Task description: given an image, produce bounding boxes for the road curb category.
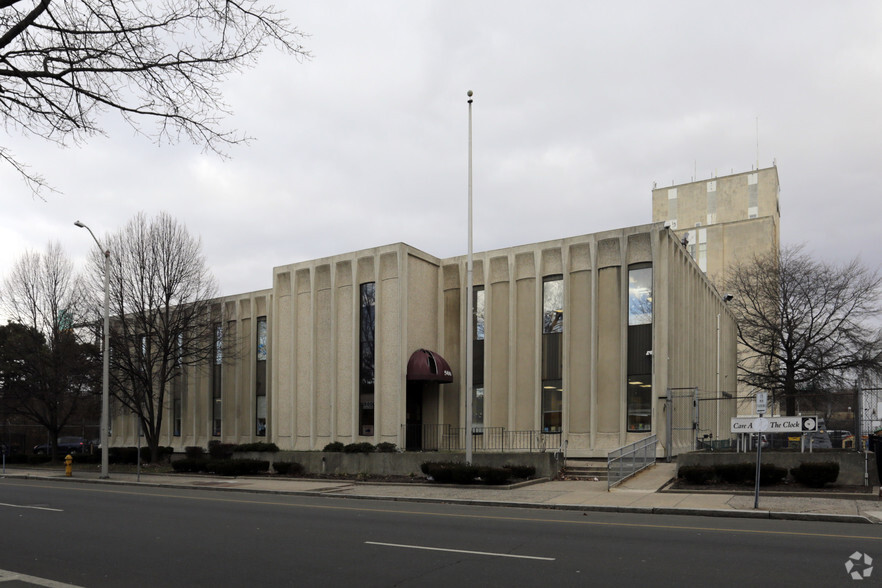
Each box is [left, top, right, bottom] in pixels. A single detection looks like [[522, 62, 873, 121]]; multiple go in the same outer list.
[[2, 472, 874, 524]]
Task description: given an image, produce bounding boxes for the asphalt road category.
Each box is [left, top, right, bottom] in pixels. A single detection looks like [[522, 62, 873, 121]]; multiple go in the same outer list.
[[1, 478, 880, 587]]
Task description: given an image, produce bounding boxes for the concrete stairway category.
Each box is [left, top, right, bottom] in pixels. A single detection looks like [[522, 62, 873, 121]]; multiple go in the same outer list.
[[562, 458, 608, 481]]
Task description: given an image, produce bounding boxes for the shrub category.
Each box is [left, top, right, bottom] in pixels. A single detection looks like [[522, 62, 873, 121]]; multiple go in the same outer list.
[[375, 442, 398, 453], [503, 465, 536, 479], [343, 442, 375, 454], [233, 442, 280, 453], [273, 461, 304, 476], [421, 461, 457, 483], [208, 441, 235, 459], [758, 464, 787, 486], [323, 442, 344, 452], [172, 458, 208, 473], [678, 465, 714, 485], [28, 454, 51, 465], [207, 459, 270, 477], [185, 446, 205, 459], [790, 462, 839, 488], [5, 453, 29, 464], [450, 464, 479, 484], [108, 447, 139, 464], [73, 453, 100, 464], [421, 462, 514, 485], [477, 466, 511, 485], [716, 463, 754, 484]]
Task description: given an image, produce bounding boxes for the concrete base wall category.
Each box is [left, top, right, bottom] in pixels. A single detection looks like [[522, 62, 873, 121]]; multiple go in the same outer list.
[[234, 451, 564, 478], [677, 451, 877, 486]]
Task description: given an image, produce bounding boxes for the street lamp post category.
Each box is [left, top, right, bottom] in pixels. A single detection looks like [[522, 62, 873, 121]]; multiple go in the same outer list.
[[75, 220, 110, 479], [465, 90, 474, 465]]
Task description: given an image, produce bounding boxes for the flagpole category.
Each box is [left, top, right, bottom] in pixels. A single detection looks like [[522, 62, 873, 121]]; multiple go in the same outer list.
[[466, 90, 474, 465]]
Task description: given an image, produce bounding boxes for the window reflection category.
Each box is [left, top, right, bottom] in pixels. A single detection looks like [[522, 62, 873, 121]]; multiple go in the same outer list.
[[628, 266, 652, 326], [627, 265, 652, 432], [542, 276, 563, 432]]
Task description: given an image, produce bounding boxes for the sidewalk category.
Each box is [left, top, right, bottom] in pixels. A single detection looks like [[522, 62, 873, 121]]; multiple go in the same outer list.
[[3, 463, 880, 525]]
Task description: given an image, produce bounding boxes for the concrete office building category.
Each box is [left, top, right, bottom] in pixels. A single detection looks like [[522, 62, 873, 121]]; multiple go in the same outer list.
[[109, 223, 737, 458], [652, 166, 781, 415], [651, 166, 780, 282]]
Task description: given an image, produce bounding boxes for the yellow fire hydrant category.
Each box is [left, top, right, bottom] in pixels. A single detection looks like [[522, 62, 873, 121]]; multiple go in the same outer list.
[[64, 454, 73, 477]]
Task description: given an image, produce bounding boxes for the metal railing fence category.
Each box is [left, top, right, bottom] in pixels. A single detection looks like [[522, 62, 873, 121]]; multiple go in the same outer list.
[[401, 424, 561, 453], [607, 434, 657, 490]]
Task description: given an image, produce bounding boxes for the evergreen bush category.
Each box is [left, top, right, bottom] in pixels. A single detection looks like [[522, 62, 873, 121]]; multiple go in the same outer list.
[[503, 465, 536, 479], [758, 463, 787, 486], [273, 461, 304, 476], [172, 458, 208, 473], [207, 459, 270, 476], [184, 446, 205, 459], [343, 442, 376, 453], [323, 442, 344, 452], [790, 462, 839, 488], [678, 465, 714, 485], [233, 442, 280, 453], [716, 463, 754, 484], [477, 466, 511, 485], [375, 442, 398, 453], [208, 441, 235, 459]]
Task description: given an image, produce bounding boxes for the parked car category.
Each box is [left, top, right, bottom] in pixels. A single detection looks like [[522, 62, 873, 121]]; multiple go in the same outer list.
[[33, 436, 87, 455], [828, 430, 853, 449], [808, 430, 832, 449], [750, 433, 769, 448]]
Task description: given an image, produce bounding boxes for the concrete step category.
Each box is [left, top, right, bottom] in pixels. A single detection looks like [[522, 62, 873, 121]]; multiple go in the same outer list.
[[562, 458, 609, 481], [562, 466, 608, 481]]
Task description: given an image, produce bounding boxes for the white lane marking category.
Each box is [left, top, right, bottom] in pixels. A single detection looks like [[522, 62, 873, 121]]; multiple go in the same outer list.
[[0, 568, 84, 587], [0, 502, 63, 512], [365, 541, 555, 561]]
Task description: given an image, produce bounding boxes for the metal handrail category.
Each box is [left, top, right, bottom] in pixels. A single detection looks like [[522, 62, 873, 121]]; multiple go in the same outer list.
[[607, 434, 657, 490]]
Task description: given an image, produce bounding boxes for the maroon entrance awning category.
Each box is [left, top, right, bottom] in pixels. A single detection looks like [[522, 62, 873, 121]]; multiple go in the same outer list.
[[406, 349, 453, 383]]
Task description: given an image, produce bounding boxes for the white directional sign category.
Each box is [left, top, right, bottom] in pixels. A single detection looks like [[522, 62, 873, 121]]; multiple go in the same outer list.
[[730, 416, 819, 434], [755, 392, 767, 415]]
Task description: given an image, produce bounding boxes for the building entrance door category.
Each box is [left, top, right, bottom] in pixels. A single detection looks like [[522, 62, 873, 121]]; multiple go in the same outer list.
[[405, 382, 423, 450]]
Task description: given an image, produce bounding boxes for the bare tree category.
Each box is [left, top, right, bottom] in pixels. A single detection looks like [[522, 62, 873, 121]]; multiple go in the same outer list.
[[0, 243, 99, 459], [93, 211, 218, 461], [724, 245, 882, 415], [1, 0, 308, 196]]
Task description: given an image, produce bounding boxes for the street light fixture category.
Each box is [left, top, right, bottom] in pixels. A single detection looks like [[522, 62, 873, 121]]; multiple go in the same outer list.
[[75, 220, 110, 479]]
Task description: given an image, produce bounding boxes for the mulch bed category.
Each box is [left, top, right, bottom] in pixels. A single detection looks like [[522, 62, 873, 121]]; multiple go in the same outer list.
[[667, 479, 874, 494]]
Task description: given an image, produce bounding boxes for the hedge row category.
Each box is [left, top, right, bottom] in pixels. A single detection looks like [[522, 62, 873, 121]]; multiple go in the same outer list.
[[4, 447, 174, 465], [420, 462, 536, 485], [790, 462, 840, 488], [322, 442, 398, 453], [171, 458, 270, 476], [3, 453, 48, 464], [679, 461, 840, 487], [233, 442, 280, 453], [272, 461, 305, 476]]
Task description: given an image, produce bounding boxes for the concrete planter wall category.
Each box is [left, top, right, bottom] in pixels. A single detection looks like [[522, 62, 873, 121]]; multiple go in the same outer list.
[[233, 451, 563, 478], [677, 451, 877, 486]]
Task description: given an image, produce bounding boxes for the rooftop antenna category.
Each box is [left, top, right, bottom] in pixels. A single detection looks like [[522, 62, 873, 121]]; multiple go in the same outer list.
[[756, 116, 759, 171]]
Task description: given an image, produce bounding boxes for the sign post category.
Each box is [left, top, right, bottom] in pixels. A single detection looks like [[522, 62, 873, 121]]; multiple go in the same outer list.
[[753, 392, 767, 509]]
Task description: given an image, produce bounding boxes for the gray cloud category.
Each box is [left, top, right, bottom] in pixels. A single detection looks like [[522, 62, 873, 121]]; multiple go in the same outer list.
[[2, 1, 880, 305]]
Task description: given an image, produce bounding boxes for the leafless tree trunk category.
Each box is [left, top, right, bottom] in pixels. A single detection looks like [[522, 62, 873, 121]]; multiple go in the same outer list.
[[91, 211, 218, 462], [724, 245, 882, 415], [0, 242, 98, 460], [1, 0, 308, 196]]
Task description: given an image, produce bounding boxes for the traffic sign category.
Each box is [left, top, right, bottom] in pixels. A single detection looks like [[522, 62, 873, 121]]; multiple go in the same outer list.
[[756, 392, 767, 415], [731, 416, 820, 434]]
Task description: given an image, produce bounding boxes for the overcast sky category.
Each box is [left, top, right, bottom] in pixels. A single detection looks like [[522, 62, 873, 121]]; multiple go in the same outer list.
[[2, 1, 881, 309]]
